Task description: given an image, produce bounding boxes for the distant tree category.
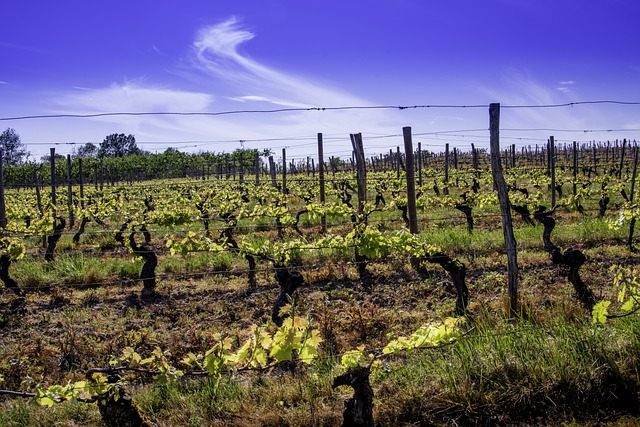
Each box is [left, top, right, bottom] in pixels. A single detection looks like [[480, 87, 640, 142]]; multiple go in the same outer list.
[[75, 142, 99, 158], [163, 147, 181, 155], [98, 133, 141, 158], [40, 153, 65, 163], [0, 128, 30, 165]]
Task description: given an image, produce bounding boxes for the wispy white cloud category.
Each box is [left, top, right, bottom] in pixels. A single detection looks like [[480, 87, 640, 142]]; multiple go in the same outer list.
[[476, 69, 637, 145], [190, 17, 368, 108], [45, 81, 217, 146], [228, 95, 310, 108], [61, 81, 213, 112], [35, 17, 463, 159], [556, 80, 575, 94]]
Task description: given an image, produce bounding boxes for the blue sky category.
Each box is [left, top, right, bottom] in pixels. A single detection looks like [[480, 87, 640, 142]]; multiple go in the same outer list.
[[1, 0, 639, 162]]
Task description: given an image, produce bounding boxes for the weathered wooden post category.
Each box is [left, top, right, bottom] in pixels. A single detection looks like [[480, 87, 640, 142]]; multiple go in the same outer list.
[[403, 127, 419, 235], [317, 133, 327, 233], [619, 139, 627, 179], [0, 150, 6, 230], [550, 136, 556, 207], [350, 133, 367, 215], [628, 143, 639, 248], [50, 148, 57, 217], [417, 141, 423, 187], [268, 156, 277, 189], [573, 141, 578, 197], [66, 154, 74, 228], [444, 143, 450, 195], [281, 148, 287, 197], [489, 103, 518, 315]]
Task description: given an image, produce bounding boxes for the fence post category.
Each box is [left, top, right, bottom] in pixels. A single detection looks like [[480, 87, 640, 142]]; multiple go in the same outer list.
[[50, 148, 57, 217], [268, 156, 277, 189], [619, 139, 627, 179], [628, 143, 639, 248], [0, 150, 6, 230], [317, 133, 327, 233], [282, 148, 287, 196], [254, 152, 260, 186], [403, 127, 419, 235], [489, 103, 518, 315], [78, 157, 85, 210], [350, 133, 367, 216], [573, 141, 578, 197], [417, 142, 423, 188], [550, 136, 556, 208], [66, 154, 74, 228], [444, 143, 450, 195]]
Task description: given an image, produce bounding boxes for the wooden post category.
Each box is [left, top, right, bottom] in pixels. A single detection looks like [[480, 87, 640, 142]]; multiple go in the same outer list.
[[0, 150, 6, 230], [619, 139, 627, 179], [254, 152, 260, 186], [239, 153, 244, 185], [403, 127, 419, 234], [573, 141, 578, 197], [268, 156, 277, 189], [396, 146, 401, 179], [444, 143, 450, 195], [628, 143, 639, 248], [471, 143, 479, 170], [550, 136, 556, 208], [452, 147, 458, 187], [282, 148, 287, 196], [32, 171, 42, 215], [50, 148, 57, 216], [66, 154, 74, 228], [317, 133, 327, 233], [350, 133, 367, 216], [489, 103, 518, 315], [417, 142, 423, 188], [78, 157, 84, 209]]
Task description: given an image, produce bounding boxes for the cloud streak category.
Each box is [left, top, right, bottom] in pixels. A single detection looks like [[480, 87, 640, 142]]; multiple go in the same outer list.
[[191, 17, 368, 107], [31, 16, 482, 159], [61, 81, 213, 113], [476, 70, 640, 146]]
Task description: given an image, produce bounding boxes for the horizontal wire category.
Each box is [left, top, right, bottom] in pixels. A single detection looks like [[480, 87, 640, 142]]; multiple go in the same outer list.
[[2, 100, 639, 122]]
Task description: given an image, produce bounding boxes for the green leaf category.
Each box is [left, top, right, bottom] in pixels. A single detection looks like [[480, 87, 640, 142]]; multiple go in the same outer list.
[[621, 299, 637, 312], [592, 301, 611, 324], [38, 397, 55, 407], [252, 347, 268, 368]]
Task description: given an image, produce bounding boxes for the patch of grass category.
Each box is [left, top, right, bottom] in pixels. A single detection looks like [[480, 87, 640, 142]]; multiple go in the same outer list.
[[373, 315, 640, 426]]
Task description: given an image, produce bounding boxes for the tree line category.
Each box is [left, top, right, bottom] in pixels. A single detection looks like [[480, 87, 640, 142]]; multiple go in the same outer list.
[[0, 128, 271, 186]]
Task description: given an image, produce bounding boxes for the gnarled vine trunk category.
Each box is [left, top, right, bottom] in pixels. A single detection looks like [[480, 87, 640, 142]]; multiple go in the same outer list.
[[72, 217, 91, 244], [333, 366, 374, 427], [0, 255, 25, 297], [128, 231, 158, 299], [97, 386, 152, 427], [271, 267, 304, 326], [534, 207, 596, 309], [424, 253, 469, 315], [45, 217, 66, 262], [454, 202, 473, 232]]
